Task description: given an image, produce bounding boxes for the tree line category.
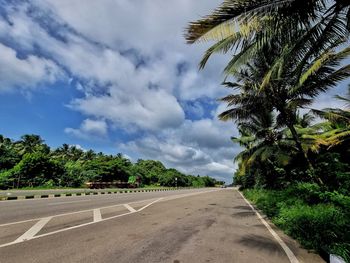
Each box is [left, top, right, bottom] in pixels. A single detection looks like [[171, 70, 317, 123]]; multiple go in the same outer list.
[[0, 134, 222, 189], [186, 0, 349, 260]]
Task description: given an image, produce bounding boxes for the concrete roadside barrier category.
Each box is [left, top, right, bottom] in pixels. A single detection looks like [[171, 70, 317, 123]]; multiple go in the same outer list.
[[0, 187, 198, 201]]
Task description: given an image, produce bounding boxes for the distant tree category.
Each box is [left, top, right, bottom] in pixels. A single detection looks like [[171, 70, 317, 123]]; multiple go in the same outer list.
[[0, 134, 218, 189], [83, 155, 132, 182], [4, 152, 64, 188], [60, 161, 85, 187], [158, 168, 187, 187], [133, 160, 166, 185], [82, 149, 97, 161], [15, 134, 49, 155], [0, 135, 20, 171]]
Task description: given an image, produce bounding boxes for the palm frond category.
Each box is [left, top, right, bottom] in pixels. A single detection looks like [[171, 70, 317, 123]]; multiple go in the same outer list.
[[199, 34, 242, 69]]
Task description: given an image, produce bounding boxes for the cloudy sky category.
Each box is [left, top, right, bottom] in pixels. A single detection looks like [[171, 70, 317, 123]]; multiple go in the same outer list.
[[0, 1, 347, 183], [0, 0, 241, 182]]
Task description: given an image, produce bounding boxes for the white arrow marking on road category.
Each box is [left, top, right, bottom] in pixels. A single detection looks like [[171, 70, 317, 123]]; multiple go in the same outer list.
[[14, 217, 52, 243]]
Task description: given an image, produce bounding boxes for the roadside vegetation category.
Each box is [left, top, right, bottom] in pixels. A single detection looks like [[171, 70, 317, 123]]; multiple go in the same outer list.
[[186, 0, 350, 261], [0, 134, 223, 189]]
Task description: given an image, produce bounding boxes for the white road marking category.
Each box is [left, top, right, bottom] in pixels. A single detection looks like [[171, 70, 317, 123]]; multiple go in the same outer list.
[[0, 218, 38, 227], [123, 204, 137, 212], [48, 200, 91, 205], [0, 188, 221, 248], [160, 189, 221, 202], [14, 217, 52, 243], [0, 189, 220, 227], [138, 198, 163, 211], [237, 190, 299, 263], [0, 197, 159, 227], [93, 209, 102, 222]]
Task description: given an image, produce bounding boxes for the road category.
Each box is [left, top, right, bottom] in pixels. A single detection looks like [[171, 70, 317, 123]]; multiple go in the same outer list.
[[0, 188, 324, 263]]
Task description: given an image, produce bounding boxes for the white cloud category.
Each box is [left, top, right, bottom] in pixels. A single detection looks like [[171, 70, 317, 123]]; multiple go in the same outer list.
[[65, 119, 108, 140], [0, 43, 62, 92], [71, 144, 86, 152], [120, 118, 240, 182], [0, 0, 268, 183], [69, 87, 185, 131], [180, 119, 235, 148], [38, 0, 222, 54]]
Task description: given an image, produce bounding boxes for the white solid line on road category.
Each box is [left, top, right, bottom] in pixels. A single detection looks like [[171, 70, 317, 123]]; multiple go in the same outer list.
[[138, 198, 163, 212], [14, 217, 52, 243], [48, 200, 91, 205], [93, 209, 102, 222], [0, 218, 38, 227], [123, 204, 136, 212], [237, 190, 299, 263]]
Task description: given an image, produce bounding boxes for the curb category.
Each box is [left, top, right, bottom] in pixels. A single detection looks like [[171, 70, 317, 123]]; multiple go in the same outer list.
[[0, 187, 191, 201]]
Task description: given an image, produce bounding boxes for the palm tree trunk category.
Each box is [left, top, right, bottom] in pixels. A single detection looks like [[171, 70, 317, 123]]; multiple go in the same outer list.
[[287, 123, 308, 162]]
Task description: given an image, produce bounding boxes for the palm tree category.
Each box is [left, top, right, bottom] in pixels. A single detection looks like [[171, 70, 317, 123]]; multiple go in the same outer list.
[[185, 0, 349, 73], [52, 143, 70, 159], [15, 134, 48, 155], [311, 87, 350, 149], [232, 108, 299, 187], [233, 111, 294, 163], [186, 0, 350, 165], [82, 150, 97, 161], [222, 44, 345, 155], [68, 146, 84, 161], [186, 1, 350, 186], [219, 40, 350, 185]]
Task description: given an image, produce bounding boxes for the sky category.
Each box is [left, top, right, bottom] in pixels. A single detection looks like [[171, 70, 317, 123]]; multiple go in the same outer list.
[[0, 0, 348, 183]]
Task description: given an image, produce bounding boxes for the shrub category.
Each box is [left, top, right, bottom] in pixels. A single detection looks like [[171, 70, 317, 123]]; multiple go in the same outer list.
[[0, 170, 13, 189], [336, 171, 350, 195], [244, 189, 301, 218], [244, 187, 350, 262], [276, 203, 349, 261], [287, 183, 322, 205]]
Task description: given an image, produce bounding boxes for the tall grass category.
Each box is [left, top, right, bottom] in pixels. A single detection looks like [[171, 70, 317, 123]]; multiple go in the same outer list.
[[243, 184, 350, 262]]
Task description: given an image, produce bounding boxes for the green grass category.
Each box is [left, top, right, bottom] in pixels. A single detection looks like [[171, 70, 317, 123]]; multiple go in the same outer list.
[[141, 185, 172, 189], [8, 186, 83, 190], [243, 185, 350, 262]]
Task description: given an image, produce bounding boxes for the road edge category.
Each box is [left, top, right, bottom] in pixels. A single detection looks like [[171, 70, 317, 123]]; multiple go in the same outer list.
[[236, 189, 300, 263]]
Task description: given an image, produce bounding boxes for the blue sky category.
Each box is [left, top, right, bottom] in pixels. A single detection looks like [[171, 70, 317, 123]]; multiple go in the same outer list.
[[0, 0, 348, 183]]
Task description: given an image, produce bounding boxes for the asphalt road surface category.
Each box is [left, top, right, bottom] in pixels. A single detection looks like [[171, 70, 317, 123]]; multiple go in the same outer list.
[[0, 188, 324, 263]]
